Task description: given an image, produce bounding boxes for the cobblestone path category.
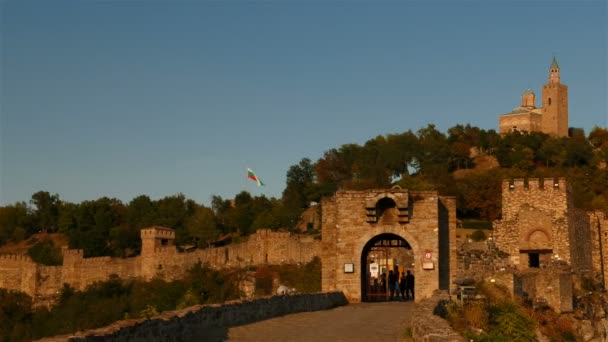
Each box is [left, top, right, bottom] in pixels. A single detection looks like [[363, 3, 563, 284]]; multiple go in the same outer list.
[[226, 301, 415, 342]]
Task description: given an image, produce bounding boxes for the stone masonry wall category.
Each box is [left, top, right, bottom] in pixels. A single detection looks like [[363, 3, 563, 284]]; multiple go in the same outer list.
[[456, 240, 514, 283], [569, 209, 595, 274], [36, 292, 348, 342], [493, 178, 571, 266], [321, 189, 457, 303], [588, 211, 608, 284], [411, 290, 465, 342], [0, 229, 321, 298], [515, 269, 573, 313], [321, 196, 338, 292], [0, 254, 38, 296]]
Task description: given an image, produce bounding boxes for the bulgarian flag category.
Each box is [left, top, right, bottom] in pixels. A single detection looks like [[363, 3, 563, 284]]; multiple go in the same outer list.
[[247, 167, 264, 186]]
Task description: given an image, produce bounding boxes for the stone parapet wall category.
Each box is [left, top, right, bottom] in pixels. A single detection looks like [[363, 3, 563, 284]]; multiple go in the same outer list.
[[35, 292, 348, 342], [411, 290, 464, 342]]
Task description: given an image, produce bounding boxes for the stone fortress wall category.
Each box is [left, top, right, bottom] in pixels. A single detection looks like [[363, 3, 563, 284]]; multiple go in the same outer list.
[[458, 177, 608, 312], [0, 228, 321, 299]]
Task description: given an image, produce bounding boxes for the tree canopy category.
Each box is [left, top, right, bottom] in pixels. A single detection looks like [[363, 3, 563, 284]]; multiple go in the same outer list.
[[1, 124, 607, 257]]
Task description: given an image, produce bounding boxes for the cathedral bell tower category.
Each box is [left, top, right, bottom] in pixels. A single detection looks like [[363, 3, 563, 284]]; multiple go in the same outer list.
[[541, 57, 569, 137]]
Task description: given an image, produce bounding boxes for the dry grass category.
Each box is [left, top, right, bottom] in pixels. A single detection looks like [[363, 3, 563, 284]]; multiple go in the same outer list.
[[0, 233, 68, 255]]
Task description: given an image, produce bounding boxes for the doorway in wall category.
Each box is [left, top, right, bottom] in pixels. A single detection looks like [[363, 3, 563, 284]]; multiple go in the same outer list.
[[360, 233, 413, 302]]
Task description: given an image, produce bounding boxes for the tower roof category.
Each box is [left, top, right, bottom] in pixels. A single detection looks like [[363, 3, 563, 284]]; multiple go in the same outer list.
[[522, 89, 535, 95], [550, 56, 560, 70]]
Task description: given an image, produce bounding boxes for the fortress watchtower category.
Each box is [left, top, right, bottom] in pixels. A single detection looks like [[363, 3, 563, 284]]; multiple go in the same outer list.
[[493, 178, 573, 268], [141, 226, 175, 256]]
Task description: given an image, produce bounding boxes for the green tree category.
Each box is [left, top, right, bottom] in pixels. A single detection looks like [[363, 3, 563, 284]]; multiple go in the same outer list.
[[211, 195, 234, 235], [511, 146, 535, 172], [455, 170, 502, 220], [126, 195, 158, 229], [538, 138, 567, 167], [27, 239, 63, 266], [57, 202, 78, 234], [384, 131, 418, 179], [0, 289, 33, 342], [0, 202, 32, 244], [564, 134, 594, 167], [186, 206, 219, 248], [155, 194, 190, 244], [282, 158, 316, 226], [30, 191, 60, 233], [589, 126, 608, 149], [69, 198, 124, 257], [109, 224, 141, 257], [314, 150, 344, 193], [413, 124, 450, 177]]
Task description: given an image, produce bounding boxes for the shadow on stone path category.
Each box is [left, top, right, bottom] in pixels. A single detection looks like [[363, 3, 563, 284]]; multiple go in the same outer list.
[[225, 301, 415, 342]]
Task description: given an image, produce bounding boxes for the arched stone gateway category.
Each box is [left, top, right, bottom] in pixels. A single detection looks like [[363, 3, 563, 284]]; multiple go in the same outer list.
[[360, 233, 413, 302], [321, 189, 457, 303]]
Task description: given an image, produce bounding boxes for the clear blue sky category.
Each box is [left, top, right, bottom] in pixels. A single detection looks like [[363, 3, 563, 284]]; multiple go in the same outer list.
[[1, 0, 607, 206]]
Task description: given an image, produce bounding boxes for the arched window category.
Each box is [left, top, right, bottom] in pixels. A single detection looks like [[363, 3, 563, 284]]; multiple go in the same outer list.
[[376, 197, 397, 222], [548, 97, 552, 105]]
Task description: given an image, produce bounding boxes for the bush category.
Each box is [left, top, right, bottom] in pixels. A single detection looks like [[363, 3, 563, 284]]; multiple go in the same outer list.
[[26, 263, 244, 340], [0, 289, 33, 342], [489, 303, 536, 341], [28, 239, 63, 266], [276, 256, 321, 293], [447, 282, 537, 342], [464, 302, 488, 329]]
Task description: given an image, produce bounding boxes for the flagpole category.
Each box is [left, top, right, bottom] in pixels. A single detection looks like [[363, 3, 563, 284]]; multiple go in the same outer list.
[[245, 164, 249, 193]]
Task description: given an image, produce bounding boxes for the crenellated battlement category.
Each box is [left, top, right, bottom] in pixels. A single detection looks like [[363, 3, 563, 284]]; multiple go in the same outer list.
[[503, 177, 567, 192], [80, 256, 112, 264], [0, 254, 33, 263], [62, 249, 84, 257], [141, 226, 176, 239], [152, 247, 177, 254], [252, 229, 291, 239]]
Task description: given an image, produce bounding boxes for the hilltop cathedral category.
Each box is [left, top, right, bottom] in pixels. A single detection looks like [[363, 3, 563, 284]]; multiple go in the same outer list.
[[499, 57, 569, 137]]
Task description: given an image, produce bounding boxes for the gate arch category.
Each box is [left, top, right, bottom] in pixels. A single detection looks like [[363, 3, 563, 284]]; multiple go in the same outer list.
[[360, 233, 413, 302]]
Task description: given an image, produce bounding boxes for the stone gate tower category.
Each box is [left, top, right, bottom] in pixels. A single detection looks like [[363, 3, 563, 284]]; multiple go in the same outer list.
[[492, 177, 596, 273], [321, 188, 457, 303]]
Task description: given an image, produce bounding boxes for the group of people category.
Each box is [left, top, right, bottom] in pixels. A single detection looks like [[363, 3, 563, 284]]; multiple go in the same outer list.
[[389, 269, 415, 301], [373, 269, 414, 301]]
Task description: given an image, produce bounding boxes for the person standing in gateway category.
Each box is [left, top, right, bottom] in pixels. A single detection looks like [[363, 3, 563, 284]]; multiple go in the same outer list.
[[405, 270, 415, 300]]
